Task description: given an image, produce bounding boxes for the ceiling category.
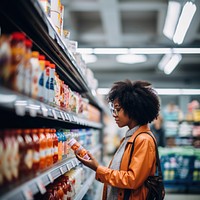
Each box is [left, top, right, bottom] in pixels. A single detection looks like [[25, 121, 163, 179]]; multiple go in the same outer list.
[[61, 0, 200, 90]]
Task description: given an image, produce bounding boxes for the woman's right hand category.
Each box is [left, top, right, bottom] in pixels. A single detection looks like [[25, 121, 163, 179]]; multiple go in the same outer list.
[[76, 151, 99, 171]]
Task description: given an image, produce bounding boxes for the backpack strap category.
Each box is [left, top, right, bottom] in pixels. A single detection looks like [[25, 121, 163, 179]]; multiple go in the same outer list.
[[123, 132, 163, 200], [128, 132, 162, 177]]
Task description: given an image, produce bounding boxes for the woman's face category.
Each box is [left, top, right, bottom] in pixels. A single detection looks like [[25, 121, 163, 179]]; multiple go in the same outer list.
[[112, 99, 136, 129]]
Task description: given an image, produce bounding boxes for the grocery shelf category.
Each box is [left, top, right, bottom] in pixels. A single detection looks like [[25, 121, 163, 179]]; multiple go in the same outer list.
[[0, 157, 79, 200], [0, 0, 101, 109], [0, 86, 102, 129], [74, 172, 96, 200], [0, 144, 101, 200]]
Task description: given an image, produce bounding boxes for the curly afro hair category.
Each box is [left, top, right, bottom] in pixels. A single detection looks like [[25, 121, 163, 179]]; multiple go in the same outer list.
[[107, 80, 160, 125]]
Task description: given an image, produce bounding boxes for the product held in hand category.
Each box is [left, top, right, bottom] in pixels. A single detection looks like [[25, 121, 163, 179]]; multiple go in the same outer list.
[[68, 138, 90, 160]]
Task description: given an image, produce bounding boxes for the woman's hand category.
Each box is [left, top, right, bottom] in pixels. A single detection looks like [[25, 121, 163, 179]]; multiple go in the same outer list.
[[76, 151, 99, 171]]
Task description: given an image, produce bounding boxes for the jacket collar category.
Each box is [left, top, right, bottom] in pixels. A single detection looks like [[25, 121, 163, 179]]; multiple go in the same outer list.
[[127, 124, 150, 143]]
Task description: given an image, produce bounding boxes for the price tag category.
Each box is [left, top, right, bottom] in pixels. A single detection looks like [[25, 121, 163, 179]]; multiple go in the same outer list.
[[36, 179, 46, 194], [71, 161, 75, 168], [76, 159, 80, 165], [73, 116, 77, 123], [64, 113, 68, 121], [41, 105, 48, 117], [66, 164, 69, 171], [22, 186, 33, 200], [60, 112, 65, 121], [67, 114, 72, 122], [60, 167, 64, 174], [52, 109, 58, 119], [48, 173, 54, 183], [15, 100, 27, 116]]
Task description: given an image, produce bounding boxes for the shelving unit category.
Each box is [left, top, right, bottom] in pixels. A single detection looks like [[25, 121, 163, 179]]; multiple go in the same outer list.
[[0, 0, 104, 199], [0, 145, 101, 200]]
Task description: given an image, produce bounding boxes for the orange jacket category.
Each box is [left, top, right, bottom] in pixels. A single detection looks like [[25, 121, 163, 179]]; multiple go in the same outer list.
[[96, 124, 156, 200]]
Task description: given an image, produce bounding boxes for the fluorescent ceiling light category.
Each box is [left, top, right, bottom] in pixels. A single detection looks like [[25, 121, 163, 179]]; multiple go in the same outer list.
[[116, 54, 147, 64], [97, 88, 110, 95], [163, 1, 181, 39], [156, 88, 200, 95], [82, 54, 97, 64], [77, 48, 93, 54], [77, 48, 200, 55], [93, 48, 129, 54], [97, 88, 200, 96], [163, 54, 182, 75], [173, 1, 197, 44], [173, 48, 200, 54], [129, 48, 172, 54], [158, 54, 172, 70]]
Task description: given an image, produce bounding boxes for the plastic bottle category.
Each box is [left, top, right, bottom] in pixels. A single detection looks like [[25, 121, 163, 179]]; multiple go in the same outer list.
[[30, 51, 40, 99], [45, 128, 53, 167], [52, 186, 60, 200], [52, 129, 58, 164], [38, 128, 47, 170], [10, 129, 19, 181], [9, 32, 26, 91], [61, 178, 68, 200], [31, 129, 40, 173], [23, 129, 34, 175], [2, 130, 13, 183], [44, 61, 50, 102], [49, 63, 56, 105], [24, 38, 33, 96], [0, 34, 12, 86], [42, 189, 55, 200], [68, 138, 90, 160], [38, 55, 46, 101], [57, 183, 64, 200], [0, 131, 4, 186], [56, 131, 63, 161]]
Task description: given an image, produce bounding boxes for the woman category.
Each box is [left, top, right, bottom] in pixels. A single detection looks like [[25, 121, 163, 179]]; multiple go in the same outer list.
[[76, 80, 160, 200]]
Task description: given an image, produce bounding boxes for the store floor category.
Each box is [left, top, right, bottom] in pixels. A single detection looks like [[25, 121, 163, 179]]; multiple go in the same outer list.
[[94, 187, 200, 200], [165, 194, 200, 200]]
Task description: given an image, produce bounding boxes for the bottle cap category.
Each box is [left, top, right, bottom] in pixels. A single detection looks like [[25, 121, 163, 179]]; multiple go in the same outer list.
[[12, 32, 26, 41], [32, 51, 39, 58], [25, 39, 33, 48], [39, 55, 45, 60]]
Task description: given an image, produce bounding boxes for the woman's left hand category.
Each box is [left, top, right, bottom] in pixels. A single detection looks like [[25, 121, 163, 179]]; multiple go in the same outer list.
[[76, 151, 99, 171]]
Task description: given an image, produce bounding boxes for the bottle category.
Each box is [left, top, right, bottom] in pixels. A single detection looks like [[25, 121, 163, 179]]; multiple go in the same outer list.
[[24, 38, 33, 96], [30, 51, 40, 99], [38, 128, 47, 170], [44, 61, 50, 102], [68, 138, 90, 160], [10, 129, 19, 181], [45, 128, 53, 167], [57, 183, 64, 200], [23, 129, 33, 175], [2, 130, 13, 183], [0, 34, 12, 86], [9, 32, 26, 91], [38, 55, 46, 101], [52, 186, 60, 200], [31, 129, 40, 173], [49, 63, 56, 105], [61, 178, 68, 200], [52, 129, 58, 164], [42, 189, 55, 200], [0, 131, 4, 186], [56, 131, 63, 161]]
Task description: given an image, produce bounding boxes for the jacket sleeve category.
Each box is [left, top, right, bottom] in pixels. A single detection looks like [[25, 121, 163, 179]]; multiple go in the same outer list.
[[95, 134, 156, 190]]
